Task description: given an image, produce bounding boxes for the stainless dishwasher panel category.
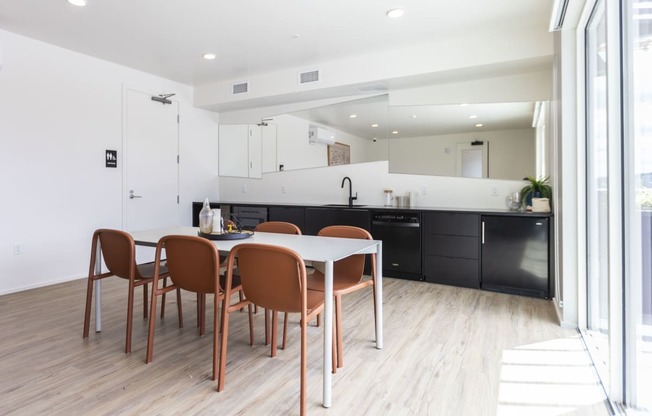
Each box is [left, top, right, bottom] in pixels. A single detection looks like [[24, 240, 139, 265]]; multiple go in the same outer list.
[[372, 212, 423, 280]]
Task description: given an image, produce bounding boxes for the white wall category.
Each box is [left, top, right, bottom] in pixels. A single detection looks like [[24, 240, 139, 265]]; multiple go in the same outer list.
[[0, 29, 219, 295], [218, 161, 523, 210]]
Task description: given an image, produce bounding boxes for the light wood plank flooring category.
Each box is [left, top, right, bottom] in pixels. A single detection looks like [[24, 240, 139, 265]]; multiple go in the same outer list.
[[0, 277, 611, 416]]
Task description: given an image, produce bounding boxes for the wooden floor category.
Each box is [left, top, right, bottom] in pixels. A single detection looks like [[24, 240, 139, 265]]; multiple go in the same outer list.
[[0, 277, 611, 416]]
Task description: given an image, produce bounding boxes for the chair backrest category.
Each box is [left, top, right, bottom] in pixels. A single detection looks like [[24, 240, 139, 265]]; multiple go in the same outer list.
[[158, 235, 221, 294], [255, 221, 302, 235], [230, 243, 307, 313], [318, 225, 374, 285], [95, 229, 136, 280]]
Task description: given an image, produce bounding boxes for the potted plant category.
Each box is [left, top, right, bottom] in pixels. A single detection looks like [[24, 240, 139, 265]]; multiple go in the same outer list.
[[521, 175, 552, 208]]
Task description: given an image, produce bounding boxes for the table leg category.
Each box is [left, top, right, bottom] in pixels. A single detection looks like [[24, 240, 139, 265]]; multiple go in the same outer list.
[[375, 241, 383, 349], [94, 243, 102, 332], [322, 260, 333, 408]]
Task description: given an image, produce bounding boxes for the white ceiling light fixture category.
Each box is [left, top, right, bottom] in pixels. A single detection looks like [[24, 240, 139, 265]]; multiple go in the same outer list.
[[392, 130, 399, 134], [371, 123, 378, 127], [349, 114, 357, 118], [469, 115, 478, 119], [475, 123, 484, 128], [386, 8, 404, 18], [203, 53, 217, 60], [67, 0, 87, 6]]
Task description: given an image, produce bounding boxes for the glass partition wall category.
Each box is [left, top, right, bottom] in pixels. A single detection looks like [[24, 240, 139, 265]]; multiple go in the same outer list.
[[583, 0, 652, 412]]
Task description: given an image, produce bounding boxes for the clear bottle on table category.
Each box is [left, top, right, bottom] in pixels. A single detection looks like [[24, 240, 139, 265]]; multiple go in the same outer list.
[[199, 197, 214, 234]]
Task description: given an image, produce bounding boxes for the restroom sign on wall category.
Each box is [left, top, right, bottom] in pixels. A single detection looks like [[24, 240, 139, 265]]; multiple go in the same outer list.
[[106, 150, 117, 168]]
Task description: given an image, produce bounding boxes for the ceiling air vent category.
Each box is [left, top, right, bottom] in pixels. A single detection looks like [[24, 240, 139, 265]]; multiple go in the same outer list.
[[299, 70, 320, 85], [232, 82, 248, 95]]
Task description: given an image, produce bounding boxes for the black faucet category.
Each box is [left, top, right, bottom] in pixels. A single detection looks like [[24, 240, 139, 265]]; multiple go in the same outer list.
[[341, 176, 357, 208]]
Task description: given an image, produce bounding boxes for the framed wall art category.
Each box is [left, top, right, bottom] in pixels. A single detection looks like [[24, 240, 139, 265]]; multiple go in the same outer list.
[[327, 142, 350, 166]]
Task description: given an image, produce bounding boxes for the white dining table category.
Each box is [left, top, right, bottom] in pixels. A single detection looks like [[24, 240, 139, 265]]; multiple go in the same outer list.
[[95, 226, 382, 408]]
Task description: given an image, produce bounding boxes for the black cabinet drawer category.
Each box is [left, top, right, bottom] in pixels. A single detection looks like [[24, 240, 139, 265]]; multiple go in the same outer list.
[[304, 208, 371, 236], [423, 213, 479, 236], [424, 255, 479, 288], [424, 234, 479, 259], [268, 206, 305, 233]]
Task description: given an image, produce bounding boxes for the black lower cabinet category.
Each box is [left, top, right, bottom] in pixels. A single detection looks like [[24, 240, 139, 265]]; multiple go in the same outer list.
[[481, 215, 551, 299], [268, 206, 305, 233], [304, 208, 371, 236], [423, 213, 480, 289]]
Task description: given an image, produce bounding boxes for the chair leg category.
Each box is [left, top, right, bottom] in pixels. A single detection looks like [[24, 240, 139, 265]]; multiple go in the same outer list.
[[212, 293, 220, 381], [83, 276, 95, 338], [125, 279, 136, 354], [160, 277, 167, 319], [177, 288, 183, 328], [217, 303, 230, 392], [145, 284, 160, 364], [335, 295, 343, 368], [248, 303, 254, 346], [281, 312, 288, 350], [264, 308, 270, 345], [143, 283, 149, 319], [199, 293, 206, 336], [271, 311, 278, 357], [300, 311, 307, 416]]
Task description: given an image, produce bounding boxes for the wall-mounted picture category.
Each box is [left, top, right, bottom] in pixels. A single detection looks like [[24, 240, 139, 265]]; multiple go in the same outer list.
[[328, 142, 350, 166]]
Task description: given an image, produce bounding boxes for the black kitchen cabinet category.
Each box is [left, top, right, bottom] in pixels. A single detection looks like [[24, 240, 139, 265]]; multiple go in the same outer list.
[[268, 206, 305, 233], [481, 215, 551, 299], [304, 207, 371, 236], [423, 212, 480, 288]]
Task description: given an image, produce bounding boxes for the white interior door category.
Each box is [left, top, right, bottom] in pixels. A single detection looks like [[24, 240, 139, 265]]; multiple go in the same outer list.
[[124, 88, 179, 232], [456, 142, 488, 178]]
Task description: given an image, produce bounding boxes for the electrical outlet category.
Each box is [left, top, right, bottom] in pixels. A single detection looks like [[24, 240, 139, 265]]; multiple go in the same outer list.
[[281, 185, 287, 194], [13, 243, 22, 255], [241, 185, 247, 194], [491, 187, 499, 196], [420, 186, 428, 196]]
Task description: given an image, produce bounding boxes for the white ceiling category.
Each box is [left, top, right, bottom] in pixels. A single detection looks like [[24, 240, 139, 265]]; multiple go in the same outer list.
[[0, 0, 554, 88]]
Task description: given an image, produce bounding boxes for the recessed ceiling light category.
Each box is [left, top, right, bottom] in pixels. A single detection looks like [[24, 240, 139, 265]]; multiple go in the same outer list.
[[386, 8, 404, 18], [67, 0, 87, 6], [349, 114, 357, 118], [469, 115, 478, 119], [203, 53, 217, 60], [411, 115, 417, 119], [392, 130, 399, 134], [475, 123, 484, 128], [371, 123, 379, 127], [460, 103, 469, 107]]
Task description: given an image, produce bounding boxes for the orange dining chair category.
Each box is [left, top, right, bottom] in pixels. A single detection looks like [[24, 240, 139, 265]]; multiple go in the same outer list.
[[254, 221, 302, 354], [218, 243, 324, 416], [83, 228, 177, 354], [145, 235, 253, 381], [307, 225, 377, 371]]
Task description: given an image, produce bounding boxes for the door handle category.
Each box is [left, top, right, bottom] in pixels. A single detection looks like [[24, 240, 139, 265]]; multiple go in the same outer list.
[[129, 190, 143, 199]]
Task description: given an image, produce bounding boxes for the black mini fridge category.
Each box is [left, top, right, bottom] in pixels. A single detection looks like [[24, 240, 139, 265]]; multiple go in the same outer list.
[[481, 215, 551, 299]]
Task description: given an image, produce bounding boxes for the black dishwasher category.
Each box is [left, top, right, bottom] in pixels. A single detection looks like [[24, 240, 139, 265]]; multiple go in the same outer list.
[[372, 212, 423, 281]]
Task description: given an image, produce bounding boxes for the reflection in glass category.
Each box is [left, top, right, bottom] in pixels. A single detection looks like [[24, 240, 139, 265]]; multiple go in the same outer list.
[[388, 102, 541, 180]]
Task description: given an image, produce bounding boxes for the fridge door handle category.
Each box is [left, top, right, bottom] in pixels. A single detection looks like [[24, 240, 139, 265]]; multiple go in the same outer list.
[[482, 221, 485, 244]]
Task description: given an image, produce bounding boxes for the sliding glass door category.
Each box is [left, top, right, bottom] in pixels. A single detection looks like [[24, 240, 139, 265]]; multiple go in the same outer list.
[[585, 0, 611, 390], [623, 0, 652, 409], [583, 0, 652, 410]]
